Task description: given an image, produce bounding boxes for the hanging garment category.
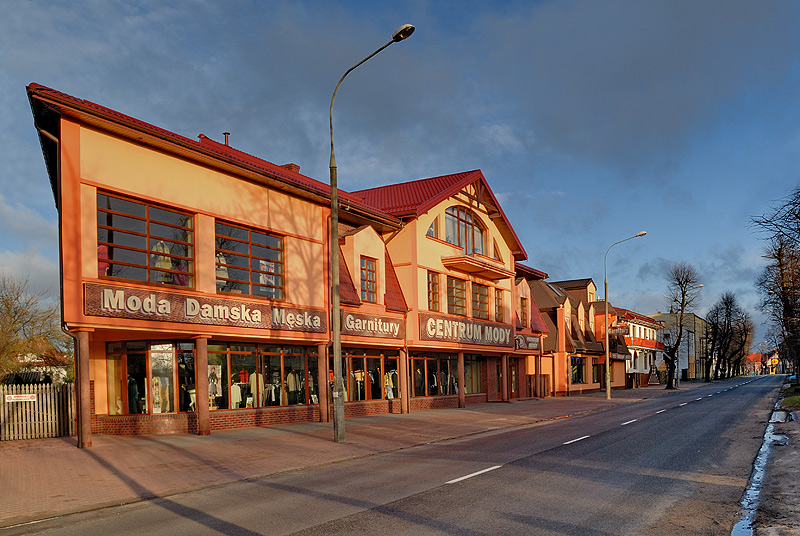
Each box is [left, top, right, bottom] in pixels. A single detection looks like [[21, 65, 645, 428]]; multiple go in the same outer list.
[[230, 383, 242, 408]]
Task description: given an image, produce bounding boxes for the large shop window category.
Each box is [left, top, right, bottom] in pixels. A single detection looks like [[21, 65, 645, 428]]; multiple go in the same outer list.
[[447, 276, 467, 316], [444, 206, 485, 256], [208, 344, 318, 409], [97, 192, 194, 287], [215, 221, 284, 300], [106, 341, 196, 415], [410, 353, 483, 396], [331, 349, 399, 402]]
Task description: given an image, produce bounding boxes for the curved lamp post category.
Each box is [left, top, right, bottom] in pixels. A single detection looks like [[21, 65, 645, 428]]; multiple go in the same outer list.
[[604, 231, 646, 400], [329, 24, 415, 442]]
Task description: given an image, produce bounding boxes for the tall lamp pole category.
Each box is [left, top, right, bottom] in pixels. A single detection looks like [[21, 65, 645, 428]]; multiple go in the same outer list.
[[604, 231, 646, 400], [329, 24, 415, 442]]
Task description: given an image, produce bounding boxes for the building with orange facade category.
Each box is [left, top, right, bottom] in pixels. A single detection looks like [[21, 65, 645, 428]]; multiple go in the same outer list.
[[28, 84, 547, 446]]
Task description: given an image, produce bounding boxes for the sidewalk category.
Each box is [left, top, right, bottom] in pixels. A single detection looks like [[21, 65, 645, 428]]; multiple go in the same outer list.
[[0, 380, 737, 529]]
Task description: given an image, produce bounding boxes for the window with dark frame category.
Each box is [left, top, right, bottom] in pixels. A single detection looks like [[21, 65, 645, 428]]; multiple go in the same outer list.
[[447, 276, 467, 316], [360, 256, 377, 303], [427, 271, 440, 311], [444, 206, 485, 255], [215, 220, 284, 300], [472, 283, 489, 319], [495, 289, 504, 323], [97, 192, 194, 287]]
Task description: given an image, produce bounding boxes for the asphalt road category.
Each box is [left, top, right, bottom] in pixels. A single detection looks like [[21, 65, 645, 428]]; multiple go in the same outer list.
[[4, 376, 781, 536]]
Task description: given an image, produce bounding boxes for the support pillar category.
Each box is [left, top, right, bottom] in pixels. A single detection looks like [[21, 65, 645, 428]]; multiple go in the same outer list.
[[399, 348, 409, 414], [318, 344, 329, 422], [195, 336, 210, 436], [75, 330, 92, 449], [457, 352, 466, 408], [501, 353, 509, 402]]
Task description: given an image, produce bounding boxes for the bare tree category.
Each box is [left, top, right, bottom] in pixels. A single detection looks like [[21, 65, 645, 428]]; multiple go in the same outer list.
[[0, 273, 71, 380], [662, 262, 702, 389]]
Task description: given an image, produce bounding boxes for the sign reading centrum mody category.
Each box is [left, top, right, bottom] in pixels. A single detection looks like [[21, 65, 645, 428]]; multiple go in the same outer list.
[[84, 283, 326, 333], [419, 312, 513, 348]]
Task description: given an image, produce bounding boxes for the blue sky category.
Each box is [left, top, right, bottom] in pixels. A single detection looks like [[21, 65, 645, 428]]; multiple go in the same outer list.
[[2, 0, 799, 344]]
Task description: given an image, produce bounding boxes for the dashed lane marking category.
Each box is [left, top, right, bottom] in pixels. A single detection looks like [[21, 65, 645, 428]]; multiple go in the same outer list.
[[563, 435, 590, 445], [621, 419, 637, 426], [446, 465, 502, 484]]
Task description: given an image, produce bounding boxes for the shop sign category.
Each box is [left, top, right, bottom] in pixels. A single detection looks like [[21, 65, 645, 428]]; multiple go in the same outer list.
[[342, 311, 404, 339], [515, 334, 540, 351], [5, 394, 37, 402], [419, 313, 513, 348], [84, 283, 326, 333]]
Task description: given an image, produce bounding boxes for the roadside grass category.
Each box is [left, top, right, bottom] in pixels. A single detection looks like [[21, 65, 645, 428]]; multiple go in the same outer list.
[[782, 395, 800, 411]]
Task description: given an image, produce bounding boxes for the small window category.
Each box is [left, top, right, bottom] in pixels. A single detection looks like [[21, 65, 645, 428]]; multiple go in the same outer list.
[[426, 217, 439, 239], [520, 297, 528, 328], [361, 256, 377, 303], [495, 289, 504, 323], [492, 240, 503, 262], [472, 283, 489, 319], [97, 192, 194, 287], [447, 277, 467, 316], [215, 221, 284, 299], [427, 271, 440, 311]]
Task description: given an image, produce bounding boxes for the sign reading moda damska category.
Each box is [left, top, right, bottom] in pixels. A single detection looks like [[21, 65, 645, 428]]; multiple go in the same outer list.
[[84, 283, 326, 333], [342, 311, 404, 339], [419, 312, 513, 348]]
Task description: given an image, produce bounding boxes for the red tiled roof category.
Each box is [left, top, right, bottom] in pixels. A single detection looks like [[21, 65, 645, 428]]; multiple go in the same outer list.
[[338, 246, 361, 305], [353, 170, 527, 261], [529, 296, 549, 334], [27, 83, 400, 229], [384, 250, 408, 312]]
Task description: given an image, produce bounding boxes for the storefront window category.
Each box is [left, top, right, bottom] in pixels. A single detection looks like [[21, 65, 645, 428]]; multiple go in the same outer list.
[[207, 349, 229, 410], [177, 343, 196, 412], [97, 192, 194, 287], [464, 354, 482, 394], [336, 349, 398, 401], [411, 353, 472, 396], [150, 343, 175, 414], [230, 345, 256, 408], [126, 343, 147, 414], [572, 356, 585, 384]]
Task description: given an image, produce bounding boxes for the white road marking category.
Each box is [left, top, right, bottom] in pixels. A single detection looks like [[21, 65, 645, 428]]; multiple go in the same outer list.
[[621, 419, 637, 426], [446, 465, 502, 484], [563, 435, 590, 445], [696, 398, 703, 401], [679, 402, 688, 406], [656, 409, 666, 414]]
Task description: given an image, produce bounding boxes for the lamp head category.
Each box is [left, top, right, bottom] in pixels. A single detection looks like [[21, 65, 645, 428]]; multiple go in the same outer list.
[[392, 24, 415, 42], [636, 231, 647, 237]]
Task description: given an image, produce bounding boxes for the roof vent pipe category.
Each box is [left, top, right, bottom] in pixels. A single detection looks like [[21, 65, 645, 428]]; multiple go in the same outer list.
[[223, 132, 230, 146]]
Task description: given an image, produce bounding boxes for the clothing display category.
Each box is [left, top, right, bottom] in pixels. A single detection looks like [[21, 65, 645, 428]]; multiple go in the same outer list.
[[230, 383, 242, 408], [249, 371, 264, 407]]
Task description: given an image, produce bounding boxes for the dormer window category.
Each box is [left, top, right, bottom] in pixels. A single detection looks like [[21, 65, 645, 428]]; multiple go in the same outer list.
[[445, 206, 485, 255], [360, 256, 377, 303]]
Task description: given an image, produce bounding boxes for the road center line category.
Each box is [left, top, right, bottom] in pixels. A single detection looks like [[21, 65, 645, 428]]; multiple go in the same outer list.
[[696, 398, 703, 401], [655, 409, 666, 414], [679, 402, 688, 406], [621, 419, 637, 426], [563, 435, 590, 445], [446, 465, 502, 484]]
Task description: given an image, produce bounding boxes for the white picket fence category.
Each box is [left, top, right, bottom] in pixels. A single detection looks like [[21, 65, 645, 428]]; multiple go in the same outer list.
[[0, 384, 76, 441]]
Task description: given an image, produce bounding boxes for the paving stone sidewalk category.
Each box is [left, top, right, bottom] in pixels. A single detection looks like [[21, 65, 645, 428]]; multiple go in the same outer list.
[[0, 380, 778, 531]]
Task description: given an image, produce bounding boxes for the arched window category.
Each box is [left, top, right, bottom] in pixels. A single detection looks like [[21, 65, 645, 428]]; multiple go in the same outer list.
[[444, 206, 485, 255]]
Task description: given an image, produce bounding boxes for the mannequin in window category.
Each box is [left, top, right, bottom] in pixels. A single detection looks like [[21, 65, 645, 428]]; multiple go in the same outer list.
[[216, 252, 228, 290], [151, 240, 172, 283]]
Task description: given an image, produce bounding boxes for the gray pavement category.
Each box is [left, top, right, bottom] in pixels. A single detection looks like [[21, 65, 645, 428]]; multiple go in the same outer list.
[[0, 378, 787, 532]]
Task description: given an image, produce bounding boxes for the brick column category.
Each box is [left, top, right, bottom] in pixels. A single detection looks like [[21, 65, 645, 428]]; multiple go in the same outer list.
[[194, 336, 210, 436], [317, 343, 329, 422], [399, 348, 409, 414], [457, 352, 466, 408], [75, 329, 92, 448]]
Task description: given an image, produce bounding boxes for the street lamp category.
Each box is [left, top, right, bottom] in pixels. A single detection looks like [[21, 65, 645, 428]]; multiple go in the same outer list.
[[329, 24, 415, 442], [604, 231, 646, 400]]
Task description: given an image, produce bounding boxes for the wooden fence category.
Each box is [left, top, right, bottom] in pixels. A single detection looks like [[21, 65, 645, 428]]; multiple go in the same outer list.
[[0, 384, 76, 441]]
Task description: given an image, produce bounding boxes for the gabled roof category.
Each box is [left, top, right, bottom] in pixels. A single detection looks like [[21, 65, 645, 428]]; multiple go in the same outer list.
[[384, 250, 408, 312], [352, 170, 527, 261], [515, 262, 549, 280], [550, 278, 595, 290], [27, 83, 401, 231], [612, 307, 663, 329], [528, 279, 566, 309]]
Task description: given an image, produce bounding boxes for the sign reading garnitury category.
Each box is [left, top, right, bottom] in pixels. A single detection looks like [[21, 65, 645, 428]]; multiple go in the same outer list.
[[419, 313, 513, 348], [342, 311, 404, 339], [84, 283, 326, 333]]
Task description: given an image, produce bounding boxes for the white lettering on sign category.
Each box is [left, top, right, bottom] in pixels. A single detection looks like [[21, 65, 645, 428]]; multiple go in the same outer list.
[[343, 313, 401, 338], [103, 289, 171, 315], [425, 315, 512, 346], [185, 298, 261, 323], [272, 308, 322, 330]]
